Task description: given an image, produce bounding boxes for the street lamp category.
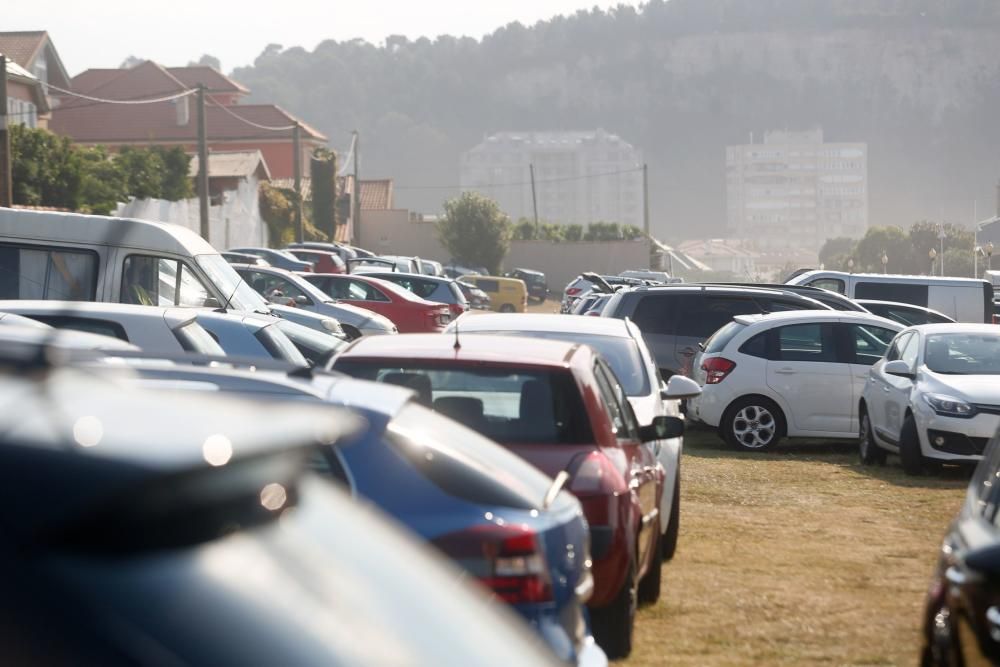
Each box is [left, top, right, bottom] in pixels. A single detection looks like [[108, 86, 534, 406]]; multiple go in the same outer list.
[[929, 247, 937, 275], [880, 250, 888, 274], [938, 225, 947, 277], [847, 257, 855, 274], [988, 242, 995, 272]]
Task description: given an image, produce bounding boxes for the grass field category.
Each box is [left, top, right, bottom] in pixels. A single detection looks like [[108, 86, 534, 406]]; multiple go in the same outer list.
[[625, 427, 968, 666]]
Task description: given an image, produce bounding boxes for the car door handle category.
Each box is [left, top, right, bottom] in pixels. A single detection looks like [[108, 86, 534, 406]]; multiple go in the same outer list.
[[883, 386, 891, 393], [774, 368, 796, 375]]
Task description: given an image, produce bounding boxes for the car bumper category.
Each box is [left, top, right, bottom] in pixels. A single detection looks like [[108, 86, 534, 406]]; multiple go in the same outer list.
[[517, 601, 606, 667], [915, 404, 1000, 462], [686, 383, 734, 428]]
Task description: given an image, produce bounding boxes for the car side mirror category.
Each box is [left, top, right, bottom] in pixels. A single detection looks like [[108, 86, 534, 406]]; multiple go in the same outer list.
[[884, 359, 916, 380], [203, 296, 221, 308], [639, 416, 684, 443], [295, 294, 310, 306], [661, 375, 702, 400]]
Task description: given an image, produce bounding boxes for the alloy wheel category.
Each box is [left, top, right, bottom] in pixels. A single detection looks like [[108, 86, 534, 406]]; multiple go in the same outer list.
[[732, 405, 776, 449]]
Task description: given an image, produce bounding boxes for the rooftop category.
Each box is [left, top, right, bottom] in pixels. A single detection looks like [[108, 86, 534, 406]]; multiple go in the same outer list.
[[189, 150, 271, 180]]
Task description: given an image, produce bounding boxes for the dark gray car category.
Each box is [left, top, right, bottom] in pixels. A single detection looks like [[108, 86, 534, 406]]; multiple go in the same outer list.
[[228, 247, 313, 272], [601, 285, 831, 377]]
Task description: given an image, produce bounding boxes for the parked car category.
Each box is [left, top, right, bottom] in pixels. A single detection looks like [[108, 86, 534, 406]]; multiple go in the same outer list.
[[859, 324, 1000, 474], [368, 255, 421, 273], [602, 285, 833, 378], [687, 310, 902, 451], [786, 270, 994, 323], [462, 275, 528, 313], [284, 248, 347, 274], [446, 312, 702, 560], [356, 271, 469, 319], [921, 435, 1000, 665], [718, 282, 868, 312], [619, 270, 673, 284], [227, 246, 313, 272], [561, 275, 648, 314], [302, 273, 453, 333], [232, 264, 397, 338], [273, 318, 349, 366], [0, 362, 559, 667], [855, 299, 955, 326], [333, 334, 680, 659], [457, 280, 492, 310], [0, 311, 50, 329], [287, 241, 357, 262], [508, 268, 550, 302], [193, 310, 310, 367], [0, 301, 227, 357], [0, 320, 140, 355], [419, 258, 445, 276], [444, 263, 488, 279], [221, 250, 271, 267]]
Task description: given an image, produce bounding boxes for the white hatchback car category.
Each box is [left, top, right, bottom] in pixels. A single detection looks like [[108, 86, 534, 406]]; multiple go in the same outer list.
[[859, 324, 1000, 475], [688, 311, 902, 451]]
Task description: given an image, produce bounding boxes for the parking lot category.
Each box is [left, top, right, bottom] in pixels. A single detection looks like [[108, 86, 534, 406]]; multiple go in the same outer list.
[[626, 427, 968, 666]]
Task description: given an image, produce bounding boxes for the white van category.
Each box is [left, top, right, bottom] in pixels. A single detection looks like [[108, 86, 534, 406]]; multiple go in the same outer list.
[[0, 208, 268, 313], [786, 270, 993, 323]]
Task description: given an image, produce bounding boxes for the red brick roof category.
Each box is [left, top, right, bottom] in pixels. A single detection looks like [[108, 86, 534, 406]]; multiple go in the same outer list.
[[65, 61, 187, 102], [167, 66, 249, 94], [0, 31, 71, 89], [360, 179, 394, 210], [51, 100, 327, 143]]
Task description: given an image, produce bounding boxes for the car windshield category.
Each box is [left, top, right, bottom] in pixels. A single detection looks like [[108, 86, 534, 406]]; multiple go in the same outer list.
[[475, 331, 651, 396], [195, 254, 270, 313], [335, 361, 594, 444], [925, 333, 1000, 375]]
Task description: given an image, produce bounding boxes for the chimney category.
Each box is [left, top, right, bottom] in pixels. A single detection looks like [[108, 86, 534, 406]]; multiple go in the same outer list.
[[175, 96, 190, 126]]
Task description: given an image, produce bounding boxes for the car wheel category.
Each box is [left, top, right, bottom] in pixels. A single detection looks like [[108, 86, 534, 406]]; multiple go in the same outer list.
[[637, 537, 662, 606], [722, 396, 784, 452], [899, 414, 926, 476], [498, 304, 516, 313], [858, 407, 887, 465], [591, 558, 637, 660], [661, 480, 680, 561]]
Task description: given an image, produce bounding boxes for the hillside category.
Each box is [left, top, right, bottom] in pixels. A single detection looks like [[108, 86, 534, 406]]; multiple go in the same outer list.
[[230, 0, 1000, 241]]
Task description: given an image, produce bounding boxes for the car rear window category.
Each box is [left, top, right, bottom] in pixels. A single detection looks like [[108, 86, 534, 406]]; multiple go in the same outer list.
[[704, 321, 746, 354], [334, 361, 594, 444], [254, 325, 309, 366], [174, 321, 226, 355]]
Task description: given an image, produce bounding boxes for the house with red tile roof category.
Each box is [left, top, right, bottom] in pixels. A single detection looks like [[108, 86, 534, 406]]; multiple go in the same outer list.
[[3, 57, 49, 129], [0, 31, 71, 129], [49, 61, 326, 180]]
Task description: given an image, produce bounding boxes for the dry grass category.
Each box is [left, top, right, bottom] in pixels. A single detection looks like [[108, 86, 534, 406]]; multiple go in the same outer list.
[[625, 427, 968, 666]]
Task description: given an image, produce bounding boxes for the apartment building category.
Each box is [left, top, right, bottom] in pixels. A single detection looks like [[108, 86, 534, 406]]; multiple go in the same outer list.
[[726, 129, 868, 251], [460, 130, 644, 228]]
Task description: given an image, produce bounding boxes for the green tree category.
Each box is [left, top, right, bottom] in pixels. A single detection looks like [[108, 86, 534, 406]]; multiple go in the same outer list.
[[819, 236, 856, 269], [115, 147, 166, 200], [153, 146, 195, 201], [259, 183, 296, 246], [436, 192, 512, 273], [77, 146, 127, 215], [9, 123, 83, 209], [852, 226, 909, 273], [513, 218, 536, 240], [565, 224, 584, 242], [538, 223, 565, 242], [310, 147, 338, 239]]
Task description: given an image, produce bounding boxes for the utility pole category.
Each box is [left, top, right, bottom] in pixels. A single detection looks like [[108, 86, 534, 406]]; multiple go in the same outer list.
[[196, 85, 209, 240], [293, 121, 303, 243], [642, 163, 651, 269], [0, 55, 12, 208], [351, 130, 360, 245], [529, 163, 539, 236]]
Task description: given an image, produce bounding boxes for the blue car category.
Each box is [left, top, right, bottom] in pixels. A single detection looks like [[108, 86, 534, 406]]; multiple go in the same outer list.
[[227, 246, 313, 272], [96, 360, 606, 667]]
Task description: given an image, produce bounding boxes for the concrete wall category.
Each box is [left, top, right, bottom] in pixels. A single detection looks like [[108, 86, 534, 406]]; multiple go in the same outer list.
[[356, 210, 652, 290]]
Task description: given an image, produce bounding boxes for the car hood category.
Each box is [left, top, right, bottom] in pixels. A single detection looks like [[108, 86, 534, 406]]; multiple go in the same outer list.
[[926, 371, 1000, 404]]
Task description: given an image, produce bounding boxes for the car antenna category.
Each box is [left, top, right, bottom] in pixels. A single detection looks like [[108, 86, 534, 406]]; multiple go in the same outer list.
[[453, 319, 461, 351], [216, 271, 245, 313]]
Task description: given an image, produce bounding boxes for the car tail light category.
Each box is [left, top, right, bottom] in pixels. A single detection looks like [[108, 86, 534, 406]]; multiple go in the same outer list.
[[701, 357, 736, 384], [433, 524, 553, 604], [448, 302, 466, 317], [566, 287, 583, 296], [993, 314, 1000, 325], [568, 451, 620, 495]]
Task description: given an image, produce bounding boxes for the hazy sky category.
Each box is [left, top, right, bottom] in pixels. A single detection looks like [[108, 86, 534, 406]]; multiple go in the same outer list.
[[9, 1, 639, 75]]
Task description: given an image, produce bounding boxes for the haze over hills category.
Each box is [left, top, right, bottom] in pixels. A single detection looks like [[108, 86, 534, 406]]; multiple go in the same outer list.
[[230, 0, 1000, 242]]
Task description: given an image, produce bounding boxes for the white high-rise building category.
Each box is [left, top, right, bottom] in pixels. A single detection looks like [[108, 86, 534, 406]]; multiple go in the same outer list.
[[460, 130, 644, 228], [726, 129, 868, 251]]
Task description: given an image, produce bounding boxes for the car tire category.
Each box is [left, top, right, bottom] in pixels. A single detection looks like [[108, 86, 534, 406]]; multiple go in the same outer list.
[[499, 304, 516, 313], [899, 414, 925, 476], [721, 396, 784, 452], [858, 407, 887, 465], [661, 480, 680, 561], [637, 537, 662, 606], [591, 558, 637, 660]]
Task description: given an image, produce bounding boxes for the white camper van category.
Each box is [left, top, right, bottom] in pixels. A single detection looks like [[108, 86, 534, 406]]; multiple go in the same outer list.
[[786, 270, 993, 323], [0, 208, 269, 313]]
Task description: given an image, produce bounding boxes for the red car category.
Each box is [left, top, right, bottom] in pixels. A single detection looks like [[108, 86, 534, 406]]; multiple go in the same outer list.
[[285, 248, 346, 274], [332, 333, 675, 659], [303, 273, 452, 333]]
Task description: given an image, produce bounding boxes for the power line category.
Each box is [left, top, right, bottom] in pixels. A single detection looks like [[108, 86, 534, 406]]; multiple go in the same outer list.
[[43, 81, 196, 105], [393, 165, 644, 190]]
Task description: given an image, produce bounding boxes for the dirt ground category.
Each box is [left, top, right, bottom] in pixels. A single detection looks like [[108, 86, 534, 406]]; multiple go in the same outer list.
[[625, 427, 968, 666]]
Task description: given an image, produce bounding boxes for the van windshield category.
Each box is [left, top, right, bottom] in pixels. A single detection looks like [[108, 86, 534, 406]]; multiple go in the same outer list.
[[196, 254, 271, 313]]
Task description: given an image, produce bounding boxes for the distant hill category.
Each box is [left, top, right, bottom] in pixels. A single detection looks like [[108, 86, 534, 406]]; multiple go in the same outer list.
[[230, 0, 1000, 241]]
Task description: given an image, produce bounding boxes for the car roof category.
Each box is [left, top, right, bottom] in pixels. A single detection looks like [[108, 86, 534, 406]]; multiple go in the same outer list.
[[359, 271, 450, 283], [339, 332, 585, 368], [907, 323, 1000, 335], [733, 310, 902, 328], [0, 300, 195, 327], [452, 312, 632, 338], [626, 284, 818, 297], [790, 270, 989, 286]]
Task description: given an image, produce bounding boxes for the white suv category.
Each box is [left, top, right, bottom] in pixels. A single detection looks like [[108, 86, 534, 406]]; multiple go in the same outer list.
[[688, 311, 901, 451], [859, 324, 1000, 475]]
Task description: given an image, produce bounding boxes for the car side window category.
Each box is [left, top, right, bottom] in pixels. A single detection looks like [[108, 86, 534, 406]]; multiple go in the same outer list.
[[677, 296, 759, 339], [592, 361, 627, 437], [351, 280, 390, 302], [34, 315, 129, 341], [900, 333, 920, 369], [739, 331, 771, 359], [775, 323, 835, 362], [845, 324, 896, 365], [122, 255, 213, 307], [807, 278, 846, 294], [631, 294, 677, 335], [0, 244, 98, 300]]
